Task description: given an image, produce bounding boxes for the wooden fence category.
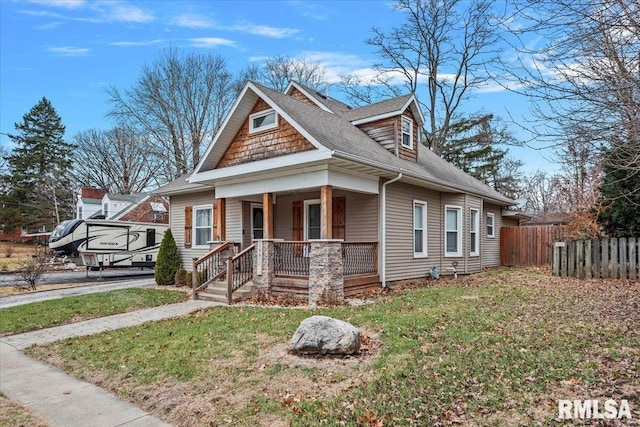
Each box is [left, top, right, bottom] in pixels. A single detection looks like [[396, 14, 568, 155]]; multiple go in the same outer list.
[[552, 237, 640, 279], [500, 225, 561, 266]]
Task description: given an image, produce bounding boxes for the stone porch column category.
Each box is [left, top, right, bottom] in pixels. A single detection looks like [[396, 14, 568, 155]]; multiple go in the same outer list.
[[252, 239, 282, 296], [308, 240, 344, 307]]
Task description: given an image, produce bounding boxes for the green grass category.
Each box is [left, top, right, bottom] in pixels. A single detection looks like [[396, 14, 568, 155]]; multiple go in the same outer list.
[[23, 270, 640, 426], [0, 288, 187, 336]]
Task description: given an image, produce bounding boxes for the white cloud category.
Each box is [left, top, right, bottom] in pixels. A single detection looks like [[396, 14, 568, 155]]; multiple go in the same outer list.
[[27, 0, 86, 9], [94, 1, 154, 23], [109, 39, 166, 47], [174, 13, 213, 29], [188, 37, 237, 48], [226, 24, 298, 39], [47, 46, 90, 56]]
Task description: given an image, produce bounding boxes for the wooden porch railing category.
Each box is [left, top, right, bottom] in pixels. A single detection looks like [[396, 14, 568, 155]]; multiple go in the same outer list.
[[274, 241, 311, 277], [342, 242, 378, 276], [192, 242, 236, 295], [226, 243, 255, 304]]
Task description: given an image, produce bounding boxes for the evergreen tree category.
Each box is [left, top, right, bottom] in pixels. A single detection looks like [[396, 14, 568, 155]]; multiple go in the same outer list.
[[155, 229, 181, 286], [1, 97, 75, 232], [440, 114, 520, 196], [597, 141, 640, 237]]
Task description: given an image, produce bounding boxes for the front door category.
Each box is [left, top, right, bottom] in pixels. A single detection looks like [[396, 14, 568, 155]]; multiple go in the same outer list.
[[251, 205, 264, 240], [304, 200, 321, 240]]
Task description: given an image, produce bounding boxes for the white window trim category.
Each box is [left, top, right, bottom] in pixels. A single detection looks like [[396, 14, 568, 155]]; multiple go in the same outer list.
[[413, 200, 428, 258], [249, 109, 278, 133], [470, 208, 480, 257], [303, 199, 321, 241], [486, 212, 496, 238], [401, 116, 413, 149], [192, 205, 213, 249], [444, 205, 462, 257]]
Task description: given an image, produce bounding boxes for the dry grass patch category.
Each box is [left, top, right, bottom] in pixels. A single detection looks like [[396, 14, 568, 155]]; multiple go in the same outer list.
[[0, 393, 51, 427]]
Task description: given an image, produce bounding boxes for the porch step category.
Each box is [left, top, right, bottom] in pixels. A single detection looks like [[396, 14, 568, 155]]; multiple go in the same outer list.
[[196, 280, 254, 304]]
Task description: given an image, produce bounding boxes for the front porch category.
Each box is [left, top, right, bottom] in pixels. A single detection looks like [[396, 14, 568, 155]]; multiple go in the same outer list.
[[191, 239, 379, 305]]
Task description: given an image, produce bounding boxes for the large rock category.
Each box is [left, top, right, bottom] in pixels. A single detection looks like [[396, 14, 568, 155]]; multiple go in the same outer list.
[[290, 315, 360, 355]]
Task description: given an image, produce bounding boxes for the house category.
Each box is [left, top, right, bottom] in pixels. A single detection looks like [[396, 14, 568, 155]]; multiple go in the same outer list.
[[76, 187, 169, 224], [155, 81, 520, 304]]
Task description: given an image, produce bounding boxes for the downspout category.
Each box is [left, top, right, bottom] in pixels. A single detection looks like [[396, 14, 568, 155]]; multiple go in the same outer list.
[[381, 172, 403, 288]]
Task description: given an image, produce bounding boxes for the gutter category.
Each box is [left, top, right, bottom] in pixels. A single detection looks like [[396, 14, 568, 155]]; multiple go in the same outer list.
[[381, 172, 403, 288]]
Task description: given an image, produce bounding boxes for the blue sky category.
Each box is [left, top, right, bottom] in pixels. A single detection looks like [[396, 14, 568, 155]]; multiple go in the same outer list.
[[0, 0, 555, 173]]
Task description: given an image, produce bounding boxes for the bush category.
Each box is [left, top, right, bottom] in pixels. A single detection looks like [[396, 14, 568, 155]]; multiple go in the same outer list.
[[155, 229, 181, 286], [174, 267, 190, 287]]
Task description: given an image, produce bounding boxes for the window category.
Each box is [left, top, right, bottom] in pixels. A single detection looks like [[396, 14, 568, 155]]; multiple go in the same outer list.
[[103, 203, 109, 219], [486, 213, 495, 238], [304, 199, 321, 240], [193, 206, 213, 247], [445, 206, 462, 257], [413, 200, 428, 257], [249, 109, 277, 133], [470, 208, 479, 256], [251, 205, 264, 240], [77, 206, 82, 219], [401, 117, 413, 149]]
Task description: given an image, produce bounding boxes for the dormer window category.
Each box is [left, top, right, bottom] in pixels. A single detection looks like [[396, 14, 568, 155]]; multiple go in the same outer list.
[[249, 109, 278, 133], [401, 117, 413, 149]]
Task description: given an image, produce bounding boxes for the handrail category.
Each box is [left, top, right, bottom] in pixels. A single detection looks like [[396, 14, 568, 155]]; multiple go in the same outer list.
[[273, 241, 311, 277], [226, 243, 255, 304], [192, 242, 233, 296], [342, 241, 378, 276]]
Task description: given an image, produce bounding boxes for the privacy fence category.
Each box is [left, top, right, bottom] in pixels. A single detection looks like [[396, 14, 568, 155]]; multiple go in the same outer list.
[[500, 226, 562, 266], [552, 237, 640, 279]]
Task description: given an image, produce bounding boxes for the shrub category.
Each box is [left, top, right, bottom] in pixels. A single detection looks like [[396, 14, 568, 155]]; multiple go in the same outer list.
[[174, 267, 190, 287], [155, 229, 181, 286]]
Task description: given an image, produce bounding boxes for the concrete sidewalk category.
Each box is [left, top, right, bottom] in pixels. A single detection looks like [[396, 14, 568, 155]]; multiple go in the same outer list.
[[0, 299, 220, 426], [0, 278, 157, 309]]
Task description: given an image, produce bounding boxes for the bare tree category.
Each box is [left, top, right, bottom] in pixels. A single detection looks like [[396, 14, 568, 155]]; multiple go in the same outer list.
[[107, 47, 236, 180], [73, 127, 160, 194], [14, 256, 48, 291], [502, 0, 639, 190], [519, 171, 565, 216], [261, 55, 327, 92], [343, 0, 502, 155]]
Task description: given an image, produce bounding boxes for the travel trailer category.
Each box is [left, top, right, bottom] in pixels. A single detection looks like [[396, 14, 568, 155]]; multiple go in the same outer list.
[[49, 219, 168, 268]]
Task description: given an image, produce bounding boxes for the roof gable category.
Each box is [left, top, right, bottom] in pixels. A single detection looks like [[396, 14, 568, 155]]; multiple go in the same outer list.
[[215, 97, 316, 168], [344, 94, 425, 126], [194, 81, 331, 174]]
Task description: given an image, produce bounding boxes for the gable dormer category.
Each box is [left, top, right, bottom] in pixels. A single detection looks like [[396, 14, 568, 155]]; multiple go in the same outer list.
[[346, 94, 424, 163]]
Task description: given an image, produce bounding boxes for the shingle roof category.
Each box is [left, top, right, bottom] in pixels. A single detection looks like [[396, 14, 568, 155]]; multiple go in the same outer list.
[[341, 94, 414, 122], [287, 81, 353, 114], [153, 174, 210, 196], [107, 193, 147, 203], [254, 82, 513, 205], [80, 197, 102, 205]]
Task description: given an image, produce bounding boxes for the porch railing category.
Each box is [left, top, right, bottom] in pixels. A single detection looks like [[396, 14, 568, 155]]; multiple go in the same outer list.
[[226, 243, 255, 304], [192, 242, 237, 295], [274, 241, 311, 277], [342, 242, 378, 276]]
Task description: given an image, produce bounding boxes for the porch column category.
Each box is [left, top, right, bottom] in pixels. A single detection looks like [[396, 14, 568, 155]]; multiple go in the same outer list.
[[321, 185, 332, 239], [263, 192, 274, 239], [308, 240, 344, 307], [215, 198, 226, 241]]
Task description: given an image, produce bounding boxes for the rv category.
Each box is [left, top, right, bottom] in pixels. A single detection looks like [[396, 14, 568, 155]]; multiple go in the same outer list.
[[49, 219, 168, 269]]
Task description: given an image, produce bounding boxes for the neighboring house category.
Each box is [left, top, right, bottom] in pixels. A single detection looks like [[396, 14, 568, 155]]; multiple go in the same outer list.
[[156, 81, 521, 303], [75, 187, 169, 224], [76, 187, 106, 220]]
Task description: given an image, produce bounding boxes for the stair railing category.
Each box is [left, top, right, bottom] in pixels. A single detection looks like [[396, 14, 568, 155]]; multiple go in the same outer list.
[[226, 243, 255, 304], [192, 242, 233, 297]]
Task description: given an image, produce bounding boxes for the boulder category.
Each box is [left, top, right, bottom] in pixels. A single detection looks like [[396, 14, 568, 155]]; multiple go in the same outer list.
[[290, 315, 360, 355]]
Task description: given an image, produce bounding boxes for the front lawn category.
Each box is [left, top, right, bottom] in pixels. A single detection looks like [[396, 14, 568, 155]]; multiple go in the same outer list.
[[0, 288, 187, 336], [25, 268, 640, 426]]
